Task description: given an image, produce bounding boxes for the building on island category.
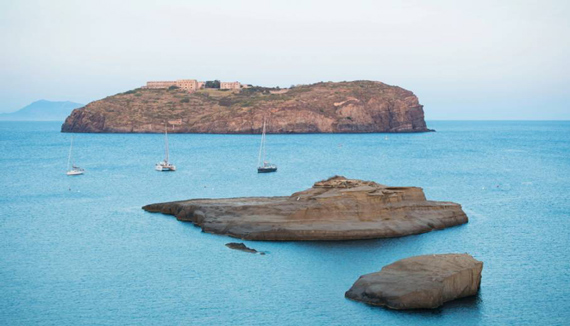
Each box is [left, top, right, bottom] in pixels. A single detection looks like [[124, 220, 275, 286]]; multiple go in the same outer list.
[[145, 81, 177, 89], [175, 79, 200, 91], [145, 79, 202, 92], [144, 79, 245, 92], [220, 81, 241, 90]]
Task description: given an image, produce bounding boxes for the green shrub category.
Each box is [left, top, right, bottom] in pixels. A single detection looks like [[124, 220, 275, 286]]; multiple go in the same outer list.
[[218, 98, 235, 107], [205, 80, 220, 88]]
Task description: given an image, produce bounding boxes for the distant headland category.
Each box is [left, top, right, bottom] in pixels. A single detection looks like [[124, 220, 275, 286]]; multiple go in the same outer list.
[[1, 100, 84, 122], [61, 80, 432, 133]]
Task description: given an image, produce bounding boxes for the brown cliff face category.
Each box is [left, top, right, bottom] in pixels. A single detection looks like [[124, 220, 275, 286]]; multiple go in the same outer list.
[[141, 176, 467, 241], [62, 81, 432, 133]]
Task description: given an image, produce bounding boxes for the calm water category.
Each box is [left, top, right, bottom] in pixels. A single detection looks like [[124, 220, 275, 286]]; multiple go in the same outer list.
[[1, 121, 569, 325]]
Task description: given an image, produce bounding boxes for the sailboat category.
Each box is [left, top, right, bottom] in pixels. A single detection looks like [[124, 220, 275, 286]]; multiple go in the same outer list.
[[257, 118, 277, 173], [66, 135, 84, 176], [155, 123, 176, 171]]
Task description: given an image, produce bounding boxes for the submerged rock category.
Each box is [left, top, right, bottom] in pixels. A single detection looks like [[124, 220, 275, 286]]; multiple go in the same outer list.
[[142, 176, 468, 241], [225, 242, 264, 255], [345, 254, 483, 309]]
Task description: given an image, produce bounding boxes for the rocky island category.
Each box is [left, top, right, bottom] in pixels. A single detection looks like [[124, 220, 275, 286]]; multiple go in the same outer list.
[[142, 176, 468, 241], [345, 254, 483, 309], [62, 81, 431, 133]]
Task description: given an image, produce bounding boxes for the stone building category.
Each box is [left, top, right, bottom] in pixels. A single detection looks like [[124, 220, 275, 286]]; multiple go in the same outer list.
[[145, 79, 204, 92], [145, 79, 243, 91], [176, 79, 200, 91], [220, 81, 241, 90], [145, 81, 177, 89]]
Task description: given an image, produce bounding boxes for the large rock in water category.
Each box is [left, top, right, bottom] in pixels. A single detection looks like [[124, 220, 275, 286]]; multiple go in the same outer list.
[[61, 81, 432, 133], [345, 254, 483, 309], [142, 176, 468, 241]]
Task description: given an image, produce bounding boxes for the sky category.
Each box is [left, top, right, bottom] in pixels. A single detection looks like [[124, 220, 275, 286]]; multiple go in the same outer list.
[[0, 0, 569, 119]]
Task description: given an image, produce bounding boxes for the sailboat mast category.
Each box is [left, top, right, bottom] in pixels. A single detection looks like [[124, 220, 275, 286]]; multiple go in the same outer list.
[[67, 136, 73, 170], [262, 119, 267, 164], [164, 123, 169, 163], [257, 119, 266, 168]]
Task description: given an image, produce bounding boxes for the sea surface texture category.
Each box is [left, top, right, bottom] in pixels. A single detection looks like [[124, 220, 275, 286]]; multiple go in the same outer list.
[[1, 121, 569, 326]]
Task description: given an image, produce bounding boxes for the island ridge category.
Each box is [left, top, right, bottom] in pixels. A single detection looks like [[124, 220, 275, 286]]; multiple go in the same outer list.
[[62, 80, 432, 134]]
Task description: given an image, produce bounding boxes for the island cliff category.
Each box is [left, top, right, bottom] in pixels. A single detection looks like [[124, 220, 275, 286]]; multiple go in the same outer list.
[[61, 81, 432, 133], [142, 176, 467, 241]]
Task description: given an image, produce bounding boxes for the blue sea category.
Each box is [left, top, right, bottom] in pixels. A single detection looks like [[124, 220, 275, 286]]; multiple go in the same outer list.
[[1, 121, 569, 325]]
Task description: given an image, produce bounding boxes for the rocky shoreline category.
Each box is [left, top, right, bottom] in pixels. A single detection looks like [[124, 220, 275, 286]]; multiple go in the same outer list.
[[142, 176, 483, 310]]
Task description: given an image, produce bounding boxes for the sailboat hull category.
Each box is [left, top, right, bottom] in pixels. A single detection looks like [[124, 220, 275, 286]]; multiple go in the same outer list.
[[155, 166, 176, 172], [156, 168, 176, 172], [258, 167, 277, 173], [66, 170, 84, 176], [155, 164, 176, 171]]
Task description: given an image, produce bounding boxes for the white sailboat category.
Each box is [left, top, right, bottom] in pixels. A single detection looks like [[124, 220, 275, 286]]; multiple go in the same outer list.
[[66, 135, 84, 176], [257, 118, 277, 173], [155, 123, 176, 172]]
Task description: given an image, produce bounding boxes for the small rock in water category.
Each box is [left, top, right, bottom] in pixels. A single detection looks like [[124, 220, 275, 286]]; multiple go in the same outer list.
[[225, 242, 264, 255]]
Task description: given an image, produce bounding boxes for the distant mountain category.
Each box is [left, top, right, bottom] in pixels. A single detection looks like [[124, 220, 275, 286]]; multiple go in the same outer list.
[[0, 100, 84, 121]]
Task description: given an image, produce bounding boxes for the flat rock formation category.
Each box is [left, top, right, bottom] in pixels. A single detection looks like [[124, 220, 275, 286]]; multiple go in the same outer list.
[[345, 254, 483, 309], [225, 243, 264, 255], [142, 176, 467, 241], [62, 81, 432, 133]]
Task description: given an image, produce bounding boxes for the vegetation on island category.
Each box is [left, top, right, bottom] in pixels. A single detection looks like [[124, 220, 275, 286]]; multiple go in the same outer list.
[[205, 80, 220, 89], [63, 80, 430, 133]]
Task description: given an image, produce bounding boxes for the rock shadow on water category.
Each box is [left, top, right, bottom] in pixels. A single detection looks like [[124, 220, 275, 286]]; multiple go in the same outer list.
[[286, 223, 470, 261], [345, 290, 484, 325], [391, 292, 483, 320]]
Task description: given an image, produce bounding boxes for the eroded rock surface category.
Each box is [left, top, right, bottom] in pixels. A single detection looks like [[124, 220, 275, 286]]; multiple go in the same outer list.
[[142, 176, 468, 241], [345, 254, 483, 309], [62, 81, 432, 133]]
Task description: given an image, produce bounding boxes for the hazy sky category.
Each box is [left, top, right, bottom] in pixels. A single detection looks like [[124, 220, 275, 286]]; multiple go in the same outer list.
[[1, 0, 568, 119]]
